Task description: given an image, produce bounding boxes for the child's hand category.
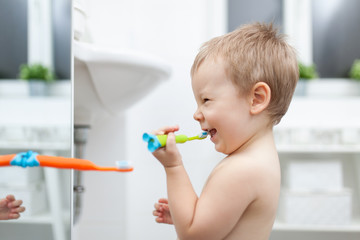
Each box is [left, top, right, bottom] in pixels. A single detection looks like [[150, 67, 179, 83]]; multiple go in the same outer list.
[[153, 198, 173, 224], [0, 195, 25, 220], [151, 125, 182, 168]]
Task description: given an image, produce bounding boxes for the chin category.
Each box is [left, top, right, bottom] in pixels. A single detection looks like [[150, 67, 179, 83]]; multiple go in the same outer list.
[[215, 144, 237, 155], [214, 144, 227, 155]]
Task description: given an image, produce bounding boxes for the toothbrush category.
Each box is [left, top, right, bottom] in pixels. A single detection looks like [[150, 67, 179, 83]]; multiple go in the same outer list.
[[0, 151, 133, 172], [143, 131, 208, 152]]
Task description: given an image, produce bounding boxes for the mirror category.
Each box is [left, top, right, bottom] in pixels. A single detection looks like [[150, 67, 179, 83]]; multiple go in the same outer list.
[[0, 0, 71, 240]]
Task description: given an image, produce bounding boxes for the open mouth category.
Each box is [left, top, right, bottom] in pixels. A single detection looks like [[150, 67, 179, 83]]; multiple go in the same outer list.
[[209, 129, 217, 138]]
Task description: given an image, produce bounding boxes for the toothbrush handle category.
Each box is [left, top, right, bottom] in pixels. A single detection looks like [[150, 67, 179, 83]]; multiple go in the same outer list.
[[37, 155, 99, 170], [0, 154, 89, 169], [38, 156, 134, 172], [156, 134, 189, 147], [0, 154, 133, 172], [0, 154, 15, 166]]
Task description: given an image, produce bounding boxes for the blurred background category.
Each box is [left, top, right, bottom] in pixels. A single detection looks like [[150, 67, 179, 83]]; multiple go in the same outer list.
[[0, 0, 71, 240]]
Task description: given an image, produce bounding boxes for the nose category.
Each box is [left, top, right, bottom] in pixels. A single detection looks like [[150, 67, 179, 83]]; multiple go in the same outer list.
[[193, 107, 203, 122]]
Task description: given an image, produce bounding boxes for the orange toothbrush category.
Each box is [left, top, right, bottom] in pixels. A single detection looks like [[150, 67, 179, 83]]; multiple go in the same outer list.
[[0, 151, 133, 172]]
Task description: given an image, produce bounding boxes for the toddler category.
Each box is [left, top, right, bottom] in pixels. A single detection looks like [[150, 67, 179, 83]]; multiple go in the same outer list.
[[151, 22, 298, 240]]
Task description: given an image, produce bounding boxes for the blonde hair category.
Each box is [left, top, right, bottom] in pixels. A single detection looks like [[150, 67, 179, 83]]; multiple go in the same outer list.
[[191, 22, 299, 125]]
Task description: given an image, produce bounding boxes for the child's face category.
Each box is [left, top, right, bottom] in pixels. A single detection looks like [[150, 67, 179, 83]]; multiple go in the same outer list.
[[192, 58, 252, 155]]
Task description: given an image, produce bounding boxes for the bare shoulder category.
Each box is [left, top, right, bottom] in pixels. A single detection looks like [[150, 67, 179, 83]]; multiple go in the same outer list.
[[203, 153, 272, 199], [217, 149, 278, 178], [205, 149, 280, 201]]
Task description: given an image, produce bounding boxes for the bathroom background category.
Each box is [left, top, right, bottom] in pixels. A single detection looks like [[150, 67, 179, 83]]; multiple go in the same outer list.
[[73, 0, 360, 240], [0, 0, 359, 240]]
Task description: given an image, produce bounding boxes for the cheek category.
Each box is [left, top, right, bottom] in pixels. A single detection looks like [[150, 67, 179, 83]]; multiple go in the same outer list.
[[219, 110, 250, 140], [203, 109, 222, 126]]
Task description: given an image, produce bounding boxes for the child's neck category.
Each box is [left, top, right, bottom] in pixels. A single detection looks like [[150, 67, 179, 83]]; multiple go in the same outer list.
[[231, 125, 274, 157]]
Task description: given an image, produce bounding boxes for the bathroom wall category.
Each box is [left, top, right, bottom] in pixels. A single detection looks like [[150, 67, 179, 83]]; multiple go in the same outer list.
[[73, 0, 227, 239]]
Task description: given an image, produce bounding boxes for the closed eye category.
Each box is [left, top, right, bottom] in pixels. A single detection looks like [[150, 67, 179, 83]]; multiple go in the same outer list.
[[203, 98, 210, 103]]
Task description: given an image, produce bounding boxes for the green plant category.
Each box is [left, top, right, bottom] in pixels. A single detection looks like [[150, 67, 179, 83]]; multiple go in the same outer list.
[[19, 63, 55, 82], [349, 59, 360, 81], [298, 62, 319, 80]]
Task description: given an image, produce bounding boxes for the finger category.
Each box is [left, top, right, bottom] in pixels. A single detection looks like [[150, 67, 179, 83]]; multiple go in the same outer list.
[[154, 203, 162, 210], [152, 146, 166, 158], [151, 125, 179, 135], [6, 195, 15, 201], [11, 206, 25, 213], [155, 217, 164, 223], [154, 203, 166, 213], [8, 200, 23, 208], [0, 198, 7, 207], [153, 210, 161, 217], [158, 199, 169, 211], [166, 132, 177, 150], [158, 198, 168, 204], [8, 213, 20, 219], [163, 204, 170, 211]]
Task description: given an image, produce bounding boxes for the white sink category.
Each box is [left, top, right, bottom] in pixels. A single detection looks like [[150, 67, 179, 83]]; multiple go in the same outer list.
[[74, 41, 171, 125]]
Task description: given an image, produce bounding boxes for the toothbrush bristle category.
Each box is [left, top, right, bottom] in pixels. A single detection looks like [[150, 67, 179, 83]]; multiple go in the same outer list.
[[116, 160, 132, 169], [199, 131, 209, 139]]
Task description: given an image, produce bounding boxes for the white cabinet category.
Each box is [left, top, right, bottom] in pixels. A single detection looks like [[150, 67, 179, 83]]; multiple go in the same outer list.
[[271, 97, 360, 240]]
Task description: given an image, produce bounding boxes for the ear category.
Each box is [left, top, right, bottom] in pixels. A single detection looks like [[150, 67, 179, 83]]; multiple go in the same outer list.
[[249, 82, 271, 115]]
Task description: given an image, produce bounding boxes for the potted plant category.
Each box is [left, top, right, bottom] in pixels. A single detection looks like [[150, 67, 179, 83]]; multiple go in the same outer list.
[[299, 62, 319, 79], [19, 63, 55, 96], [295, 62, 319, 96], [349, 59, 360, 81], [346, 59, 360, 96]]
